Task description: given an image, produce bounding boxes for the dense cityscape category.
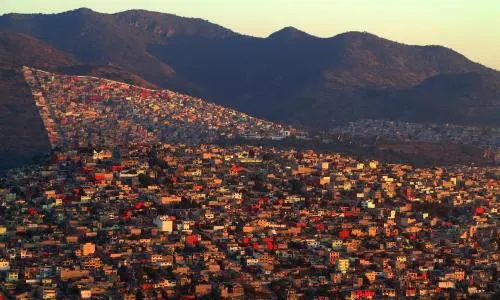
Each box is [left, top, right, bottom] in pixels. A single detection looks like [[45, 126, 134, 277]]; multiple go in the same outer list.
[[0, 68, 497, 299], [1, 2, 499, 299]]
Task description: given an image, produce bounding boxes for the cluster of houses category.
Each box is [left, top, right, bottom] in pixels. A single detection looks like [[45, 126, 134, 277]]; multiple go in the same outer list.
[[329, 119, 500, 149], [0, 141, 498, 299], [23, 67, 295, 150], [0, 67, 497, 299]]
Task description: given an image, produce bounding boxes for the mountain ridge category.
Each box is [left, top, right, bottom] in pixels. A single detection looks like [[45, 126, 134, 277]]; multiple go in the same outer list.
[[0, 8, 498, 130]]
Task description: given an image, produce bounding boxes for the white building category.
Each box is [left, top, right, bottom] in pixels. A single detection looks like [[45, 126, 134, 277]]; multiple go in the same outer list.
[[154, 216, 174, 233]]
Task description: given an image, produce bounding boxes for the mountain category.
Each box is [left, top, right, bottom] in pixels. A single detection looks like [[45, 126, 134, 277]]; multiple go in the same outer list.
[[0, 8, 499, 131], [150, 30, 499, 126], [268, 26, 315, 41], [0, 8, 235, 90]]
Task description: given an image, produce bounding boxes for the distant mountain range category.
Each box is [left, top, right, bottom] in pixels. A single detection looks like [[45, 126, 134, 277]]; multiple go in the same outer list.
[[0, 8, 498, 128]]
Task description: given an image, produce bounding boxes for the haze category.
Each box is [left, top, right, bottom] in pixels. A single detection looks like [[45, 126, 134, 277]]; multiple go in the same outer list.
[[2, 0, 499, 70]]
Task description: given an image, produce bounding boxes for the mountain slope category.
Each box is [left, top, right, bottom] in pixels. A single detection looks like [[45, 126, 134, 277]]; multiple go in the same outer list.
[[373, 72, 500, 125], [0, 8, 499, 129], [0, 30, 77, 68], [152, 30, 499, 126], [0, 8, 235, 89], [23, 67, 294, 149], [0, 30, 78, 170]]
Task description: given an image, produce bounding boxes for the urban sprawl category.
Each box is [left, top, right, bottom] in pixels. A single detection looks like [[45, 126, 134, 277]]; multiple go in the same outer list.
[[0, 68, 497, 299]]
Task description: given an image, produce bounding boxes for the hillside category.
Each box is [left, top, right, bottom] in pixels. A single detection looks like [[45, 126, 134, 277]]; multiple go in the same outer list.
[[23, 67, 294, 150], [368, 72, 500, 125], [151, 31, 499, 126], [0, 8, 235, 90], [0, 30, 77, 68], [0, 30, 158, 171], [0, 30, 78, 170], [0, 8, 499, 129]]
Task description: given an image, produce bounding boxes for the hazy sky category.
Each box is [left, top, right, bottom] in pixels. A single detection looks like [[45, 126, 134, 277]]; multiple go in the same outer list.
[[2, 0, 499, 69]]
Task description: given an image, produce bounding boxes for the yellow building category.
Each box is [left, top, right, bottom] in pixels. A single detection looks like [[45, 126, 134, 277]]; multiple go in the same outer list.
[[8, 271, 18, 281], [337, 259, 350, 273], [320, 176, 331, 185], [365, 271, 376, 282]]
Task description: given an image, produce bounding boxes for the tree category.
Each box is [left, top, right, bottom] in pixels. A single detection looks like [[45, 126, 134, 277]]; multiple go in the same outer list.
[[138, 173, 152, 187], [288, 179, 305, 195], [15, 281, 29, 294]]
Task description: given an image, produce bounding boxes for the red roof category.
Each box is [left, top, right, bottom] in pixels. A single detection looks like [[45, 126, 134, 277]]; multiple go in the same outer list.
[[266, 241, 274, 250], [28, 207, 38, 216], [339, 229, 350, 239], [186, 235, 198, 245]]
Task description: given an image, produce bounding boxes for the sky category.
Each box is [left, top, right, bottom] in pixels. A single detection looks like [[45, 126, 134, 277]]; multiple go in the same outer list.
[[2, 0, 499, 70]]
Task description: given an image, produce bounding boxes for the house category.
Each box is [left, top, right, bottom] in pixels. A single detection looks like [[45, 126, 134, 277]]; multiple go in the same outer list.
[[337, 259, 350, 273], [0, 259, 10, 271]]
